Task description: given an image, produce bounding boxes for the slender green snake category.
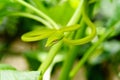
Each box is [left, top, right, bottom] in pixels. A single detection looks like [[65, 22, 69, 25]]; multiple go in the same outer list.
[[21, 7, 96, 46]]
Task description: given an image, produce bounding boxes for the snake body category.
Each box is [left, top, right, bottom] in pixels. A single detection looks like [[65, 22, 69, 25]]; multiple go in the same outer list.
[[63, 8, 96, 45], [21, 9, 96, 46]]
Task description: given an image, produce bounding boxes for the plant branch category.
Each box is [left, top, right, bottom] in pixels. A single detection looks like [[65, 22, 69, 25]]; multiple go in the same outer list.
[[58, 18, 86, 80], [10, 12, 53, 28], [38, 41, 63, 80], [70, 25, 116, 78], [16, 0, 59, 29]]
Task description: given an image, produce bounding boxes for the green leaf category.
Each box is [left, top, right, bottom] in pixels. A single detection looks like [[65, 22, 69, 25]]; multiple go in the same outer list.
[[48, 1, 74, 25], [0, 70, 39, 80], [0, 64, 16, 70]]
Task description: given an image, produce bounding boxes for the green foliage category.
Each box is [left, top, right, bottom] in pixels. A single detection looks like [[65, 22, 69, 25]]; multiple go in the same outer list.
[[47, 1, 74, 25], [0, 70, 39, 80]]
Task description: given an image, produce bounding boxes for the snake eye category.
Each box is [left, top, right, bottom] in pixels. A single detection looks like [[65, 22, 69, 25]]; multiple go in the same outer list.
[[45, 32, 64, 47]]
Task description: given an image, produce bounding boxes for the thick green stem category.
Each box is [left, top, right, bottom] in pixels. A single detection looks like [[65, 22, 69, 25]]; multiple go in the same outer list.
[[67, 0, 84, 26], [10, 12, 53, 28], [58, 1, 96, 79], [58, 18, 86, 80], [38, 41, 63, 80], [16, 0, 59, 29]]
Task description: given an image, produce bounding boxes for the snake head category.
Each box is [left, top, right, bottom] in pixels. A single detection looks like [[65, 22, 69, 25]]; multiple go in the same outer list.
[[45, 31, 64, 47]]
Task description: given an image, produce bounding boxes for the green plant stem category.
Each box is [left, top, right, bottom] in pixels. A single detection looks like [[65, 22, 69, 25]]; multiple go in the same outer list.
[[58, 1, 95, 79], [10, 12, 53, 29], [58, 19, 86, 80], [67, 0, 84, 26], [64, 0, 84, 40], [16, 0, 59, 29], [70, 26, 115, 78], [38, 41, 63, 80], [29, 0, 48, 15]]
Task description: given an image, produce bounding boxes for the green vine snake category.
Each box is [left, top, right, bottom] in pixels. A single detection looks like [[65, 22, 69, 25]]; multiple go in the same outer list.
[[21, 6, 96, 46]]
